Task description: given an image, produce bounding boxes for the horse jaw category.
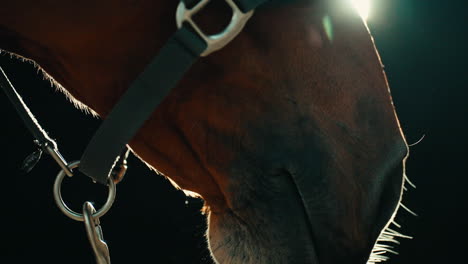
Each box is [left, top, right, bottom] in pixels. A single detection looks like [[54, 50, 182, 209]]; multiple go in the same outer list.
[[206, 169, 321, 264]]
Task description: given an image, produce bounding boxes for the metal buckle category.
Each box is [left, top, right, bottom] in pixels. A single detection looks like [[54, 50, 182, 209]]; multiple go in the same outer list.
[[176, 0, 254, 56]]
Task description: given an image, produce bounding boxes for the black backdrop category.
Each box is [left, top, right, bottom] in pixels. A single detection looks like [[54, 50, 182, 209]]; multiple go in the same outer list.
[[0, 1, 466, 263]]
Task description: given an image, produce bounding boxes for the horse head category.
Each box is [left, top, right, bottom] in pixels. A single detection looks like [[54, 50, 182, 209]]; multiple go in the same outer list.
[[0, 0, 408, 263]]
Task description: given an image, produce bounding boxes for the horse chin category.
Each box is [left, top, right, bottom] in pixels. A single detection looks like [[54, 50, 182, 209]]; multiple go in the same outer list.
[[207, 210, 320, 264], [205, 169, 320, 264]]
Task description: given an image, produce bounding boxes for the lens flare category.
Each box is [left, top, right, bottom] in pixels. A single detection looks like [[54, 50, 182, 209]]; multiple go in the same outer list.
[[350, 0, 370, 20]]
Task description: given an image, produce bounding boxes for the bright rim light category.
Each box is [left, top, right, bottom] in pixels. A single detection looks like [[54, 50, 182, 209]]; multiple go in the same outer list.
[[350, 0, 370, 20]]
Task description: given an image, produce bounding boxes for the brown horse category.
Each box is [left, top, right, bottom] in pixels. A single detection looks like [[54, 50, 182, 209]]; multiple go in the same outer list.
[[0, 0, 410, 263]]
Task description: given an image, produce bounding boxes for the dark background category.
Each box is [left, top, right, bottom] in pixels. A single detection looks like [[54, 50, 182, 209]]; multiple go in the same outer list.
[[0, 0, 466, 263]]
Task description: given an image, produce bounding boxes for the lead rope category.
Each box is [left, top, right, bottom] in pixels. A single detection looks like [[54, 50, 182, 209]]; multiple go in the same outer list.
[[0, 66, 72, 176]]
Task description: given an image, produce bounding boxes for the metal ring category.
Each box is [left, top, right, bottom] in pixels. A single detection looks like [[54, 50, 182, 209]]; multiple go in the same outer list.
[[53, 161, 116, 222]]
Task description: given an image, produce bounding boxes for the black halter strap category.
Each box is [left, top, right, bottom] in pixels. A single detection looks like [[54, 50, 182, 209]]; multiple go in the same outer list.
[[79, 0, 268, 185], [78, 27, 206, 184]]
